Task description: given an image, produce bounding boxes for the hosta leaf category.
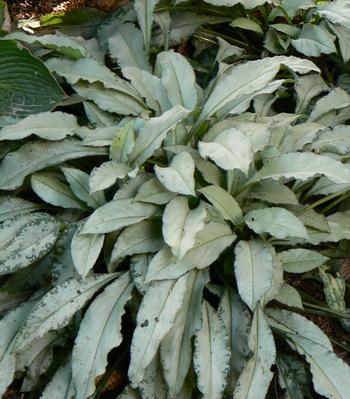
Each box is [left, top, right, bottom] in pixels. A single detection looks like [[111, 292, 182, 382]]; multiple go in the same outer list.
[[312, 125, 350, 155], [0, 196, 41, 222], [89, 161, 132, 193], [199, 128, 254, 175], [155, 50, 198, 110], [108, 23, 150, 71], [71, 225, 104, 278], [196, 56, 319, 126], [128, 275, 188, 386], [13, 274, 116, 352], [129, 105, 190, 166], [122, 67, 171, 114], [0, 112, 78, 141], [291, 24, 336, 57], [5, 32, 89, 59], [134, 0, 160, 53], [135, 177, 176, 205], [110, 121, 136, 163], [161, 270, 208, 397], [0, 212, 59, 275], [163, 197, 206, 258], [193, 300, 230, 399], [234, 239, 282, 311], [40, 361, 75, 399], [318, 0, 350, 29], [61, 167, 105, 209], [251, 152, 350, 185], [146, 221, 235, 281], [0, 139, 107, 190], [279, 248, 328, 273], [329, 23, 350, 63], [31, 172, 87, 210], [72, 273, 133, 399], [0, 40, 65, 119], [295, 73, 329, 114], [199, 185, 243, 224], [218, 288, 251, 396], [281, 0, 316, 18], [110, 220, 163, 268], [81, 198, 158, 234], [247, 180, 299, 205], [267, 309, 350, 399], [233, 305, 276, 399], [0, 301, 35, 397], [245, 207, 308, 239], [155, 152, 196, 196]]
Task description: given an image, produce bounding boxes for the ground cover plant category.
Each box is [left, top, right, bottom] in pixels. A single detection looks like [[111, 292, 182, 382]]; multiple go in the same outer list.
[[2, 0, 350, 398]]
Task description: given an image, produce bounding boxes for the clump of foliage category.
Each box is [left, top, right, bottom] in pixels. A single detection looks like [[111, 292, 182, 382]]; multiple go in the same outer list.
[[2, 0, 350, 398]]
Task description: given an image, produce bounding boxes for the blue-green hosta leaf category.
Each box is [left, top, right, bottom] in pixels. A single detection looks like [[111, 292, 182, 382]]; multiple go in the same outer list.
[[193, 300, 230, 399], [89, 161, 132, 193], [122, 67, 171, 114], [294, 74, 329, 114], [40, 361, 75, 399], [155, 50, 198, 110], [4, 32, 89, 59], [233, 305, 276, 399], [31, 172, 87, 210], [134, 0, 160, 53], [318, 0, 350, 29], [72, 273, 133, 399], [246, 207, 308, 239], [0, 196, 41, 222], [196, 56, 319, 127], [160, 270, 208, 397], [0, 139, 107, 190], [291, 24, 336, 57], [13, 274, 116, 352], [218, 289, 251, 396], [61, 167, 105, 209], [110, 122, 136, 163], [0, 301, 35, 397], [128, 275, 188, 386], [329, 22, 350, 63], [135, 177, 176, 205], [81, 198, 158, 234], [0, 40, 65, 119], [129, 105, 190, 166], [73, 81, 147, 116], [162, 197, 206, 258], [281, 0, 316, 18], [155, 152, 196, 196], [308, 87, 350, 123], [0, 212, 59, 275], [251, 152, 350, 185], [199, 185, 243, 224], [267, 308, 350, 399], [108, 23, 150, 71], [146, 221, 235, 281], [0, 112, 78, 141], [279, 248, 329, 273], [110, 220, 163, 268], [199, 128, 254, 175], [71, 224, 104, 278], [247, 180, 299, 205], [234, 239, 283, 311]]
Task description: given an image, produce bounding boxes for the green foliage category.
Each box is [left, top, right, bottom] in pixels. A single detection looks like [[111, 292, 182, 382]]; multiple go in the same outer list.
[[2, 0, 350, 398]]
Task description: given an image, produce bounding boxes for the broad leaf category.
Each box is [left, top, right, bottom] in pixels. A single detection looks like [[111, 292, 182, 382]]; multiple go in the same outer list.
[[128, 275, 188, 385], [247, 180, 299, 205], [155, 152, 196, 196], [279, 248, 328, 273], [81, 198, 158, 234], [245, 207, 308, 239], [134, 0, 160, 53], [0, 212, 59, 275], [193, 300, 230, 399], [135, 177, 176, 205], [0, 139, 107, 190], [294, 73, 329, 114], [0, 196, 41, 222], [233, 305, 276, 399], [40, 361, 75, 399], [13, 274, 116, 352], [318, 0, 350, 29], [72, 273, 133, 399], [110, 122, 136, 163], [89, 161, 132, 193]]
